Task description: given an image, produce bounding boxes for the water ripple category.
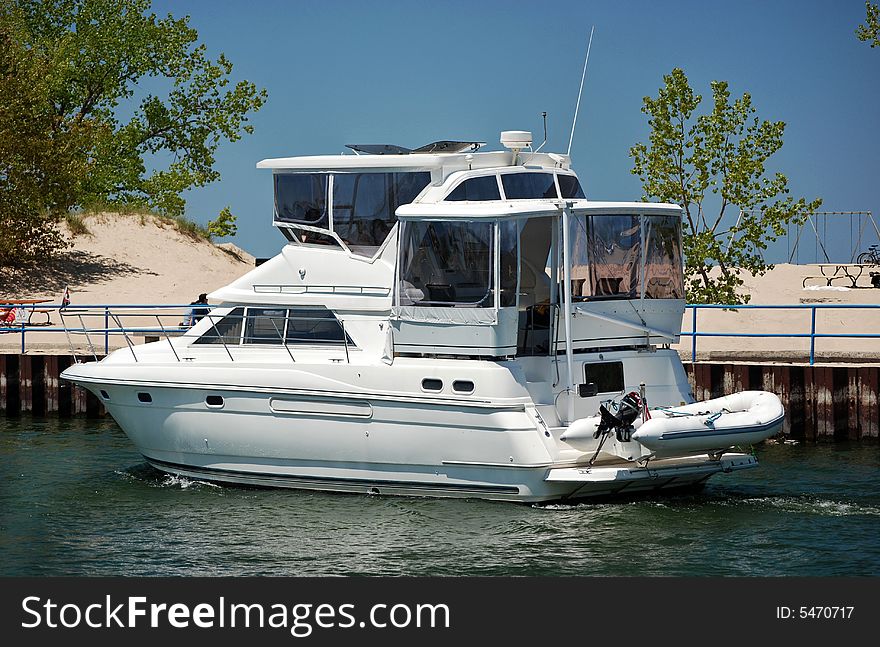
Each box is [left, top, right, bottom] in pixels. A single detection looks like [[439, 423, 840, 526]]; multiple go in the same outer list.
[[2, 416, 879, 576], [739, 496, 880, 516]]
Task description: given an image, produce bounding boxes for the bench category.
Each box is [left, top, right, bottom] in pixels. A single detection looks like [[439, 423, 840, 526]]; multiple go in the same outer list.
[[802, 264, 872, 289], [27, 309, 53, 325]]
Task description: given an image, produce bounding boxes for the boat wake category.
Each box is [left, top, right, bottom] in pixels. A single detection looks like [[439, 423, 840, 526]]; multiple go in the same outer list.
[[114, 465, 222, 491], [738, 496, 880, 517], [537, 495, 880, 517], [158, 473, 223, 490]]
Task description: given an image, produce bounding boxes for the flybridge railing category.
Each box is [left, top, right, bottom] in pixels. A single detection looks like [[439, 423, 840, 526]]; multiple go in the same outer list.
[[681, 303, 880, 365], [0, 304, 352, 364]]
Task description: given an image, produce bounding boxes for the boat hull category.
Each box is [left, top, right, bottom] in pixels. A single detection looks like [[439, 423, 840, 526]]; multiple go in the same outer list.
[[141, 452, 758, 502], [68, 373, 758, 502]]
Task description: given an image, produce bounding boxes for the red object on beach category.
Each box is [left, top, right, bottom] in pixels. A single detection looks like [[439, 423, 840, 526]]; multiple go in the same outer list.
[[1, 307, 18, 324]]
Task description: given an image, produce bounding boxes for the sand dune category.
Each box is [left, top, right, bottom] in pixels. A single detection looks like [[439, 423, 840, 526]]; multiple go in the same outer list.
[[0, 212, 255, 305]]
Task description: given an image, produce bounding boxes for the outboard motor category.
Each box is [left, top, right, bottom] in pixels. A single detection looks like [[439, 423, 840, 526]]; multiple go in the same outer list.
[[594, 391, 642, 442]]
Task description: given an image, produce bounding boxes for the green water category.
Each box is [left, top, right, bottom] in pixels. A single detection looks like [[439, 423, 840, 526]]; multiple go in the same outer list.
[[0, 416, 877, 576]]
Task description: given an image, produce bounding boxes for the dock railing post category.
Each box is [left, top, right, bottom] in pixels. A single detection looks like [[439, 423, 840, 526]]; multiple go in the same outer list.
[[810, 306, 817, 366], [104, 307, 109, 355], [691, 306, 698, 363]]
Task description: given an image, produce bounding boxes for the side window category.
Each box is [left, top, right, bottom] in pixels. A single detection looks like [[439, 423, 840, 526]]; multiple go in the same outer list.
[[285, 308, 350, 345], [193, 307, 244, 345], [557, 174, 585, 199], [274, 174, 328, 225], [394, 171, 431, 205], [643, 215, 684, 299], [584, 361, 624, 393], [243, 308, 287, 344], [398, 221, 494, 307], [501, 173, 558, 200], [332, 172, 430, 253], [446, 176, 501, 201]]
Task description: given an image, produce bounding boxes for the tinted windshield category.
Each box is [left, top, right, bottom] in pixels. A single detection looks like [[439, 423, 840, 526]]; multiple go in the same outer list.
[[501, 173, 558, 199], [570, 213, 683, 300], [332, 172, 430, 253], [273, 171, 430, 254], [446, 175, 501, 201], [274, 174, 328, 225], [398, 221, 494, 307]]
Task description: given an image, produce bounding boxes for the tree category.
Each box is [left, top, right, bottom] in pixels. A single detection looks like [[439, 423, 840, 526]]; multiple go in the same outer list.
[[208, 206, 237, 240], [857, 2, 879, 47], [0, 0, 266, 266], [0, 11, 94, 264], [630, 68, 822, 304]]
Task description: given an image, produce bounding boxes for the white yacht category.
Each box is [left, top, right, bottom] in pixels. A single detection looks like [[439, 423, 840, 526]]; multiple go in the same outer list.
[[62, 132, 783, 502]]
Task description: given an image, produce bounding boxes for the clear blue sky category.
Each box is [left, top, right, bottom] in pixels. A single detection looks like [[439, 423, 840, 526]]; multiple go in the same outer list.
[[149, 0, 880, 263]]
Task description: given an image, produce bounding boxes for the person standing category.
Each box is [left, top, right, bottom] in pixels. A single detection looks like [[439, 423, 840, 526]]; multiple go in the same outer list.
[[183, 293, 210, 327]]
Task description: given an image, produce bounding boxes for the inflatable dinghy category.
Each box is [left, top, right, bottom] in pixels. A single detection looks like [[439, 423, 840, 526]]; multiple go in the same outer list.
[[561, 390, 784, 458], [632, 390, 784, 456]]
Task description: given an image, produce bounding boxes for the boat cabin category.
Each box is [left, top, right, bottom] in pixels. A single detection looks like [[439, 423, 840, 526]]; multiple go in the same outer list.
[[248, 135, 685, 362], [392, 200, 685, 358]]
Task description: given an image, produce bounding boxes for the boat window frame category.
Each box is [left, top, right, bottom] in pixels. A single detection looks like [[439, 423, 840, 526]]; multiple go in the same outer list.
[[442, 172, 504, 202], [273, 169, 431, 260], [556, 172, 585, 199], [498, 171, 561, 201], [193, 306, 355, 348], [192, 306, 246, 346], [583, 361, 625, 394], [395, 218, 521, 311], [330, 170, 432, 256], [273, 172, 330, 226], [396, 219, 497, 309], [243, 306, 290, 345], [568, 211, 683, 302]]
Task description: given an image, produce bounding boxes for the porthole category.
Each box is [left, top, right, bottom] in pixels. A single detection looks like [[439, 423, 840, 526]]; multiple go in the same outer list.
[[421, 378, 443, 392], [99, 390, 110, 400], [206, 395, 224, 408], [137, 392, 152, 403], [452, 380, 475, 394]]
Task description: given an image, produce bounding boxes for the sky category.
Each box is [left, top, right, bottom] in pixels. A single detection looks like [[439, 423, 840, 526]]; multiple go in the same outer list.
[[147, 0, 880, 263]]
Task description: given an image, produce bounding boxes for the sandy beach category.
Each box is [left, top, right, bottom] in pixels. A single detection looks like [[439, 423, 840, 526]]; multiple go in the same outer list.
[[0, 213, 254, 353], [2, 212, 879, 361], [0, 212, 255, 305]]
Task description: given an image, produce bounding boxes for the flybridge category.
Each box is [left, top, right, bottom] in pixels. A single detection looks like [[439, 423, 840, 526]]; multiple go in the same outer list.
[[255, 131, 573, 171], [257, 131, 581, 256]]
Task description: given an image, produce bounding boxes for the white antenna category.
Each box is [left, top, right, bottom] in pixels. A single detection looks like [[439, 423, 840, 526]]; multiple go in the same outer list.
[[567, 26, 595, 156]]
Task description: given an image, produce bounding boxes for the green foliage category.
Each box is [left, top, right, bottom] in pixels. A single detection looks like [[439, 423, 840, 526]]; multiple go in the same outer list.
[[64, 213, 91, 236], [0, 5, 86, 264], [0, 0, 266, 267], [166, 215, 210, 241], [630, 68, 822, 304], [857, 2, 880, 47], [207, 206, 237, 239]]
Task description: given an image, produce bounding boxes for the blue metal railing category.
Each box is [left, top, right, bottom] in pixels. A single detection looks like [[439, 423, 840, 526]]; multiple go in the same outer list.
[[5, 302, 880, 366], [0, 303, 190, 355], [681, 304, 880, 365]]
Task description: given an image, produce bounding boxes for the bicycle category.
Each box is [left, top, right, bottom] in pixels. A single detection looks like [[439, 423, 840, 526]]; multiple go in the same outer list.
[[857, 244, 880, 265]]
